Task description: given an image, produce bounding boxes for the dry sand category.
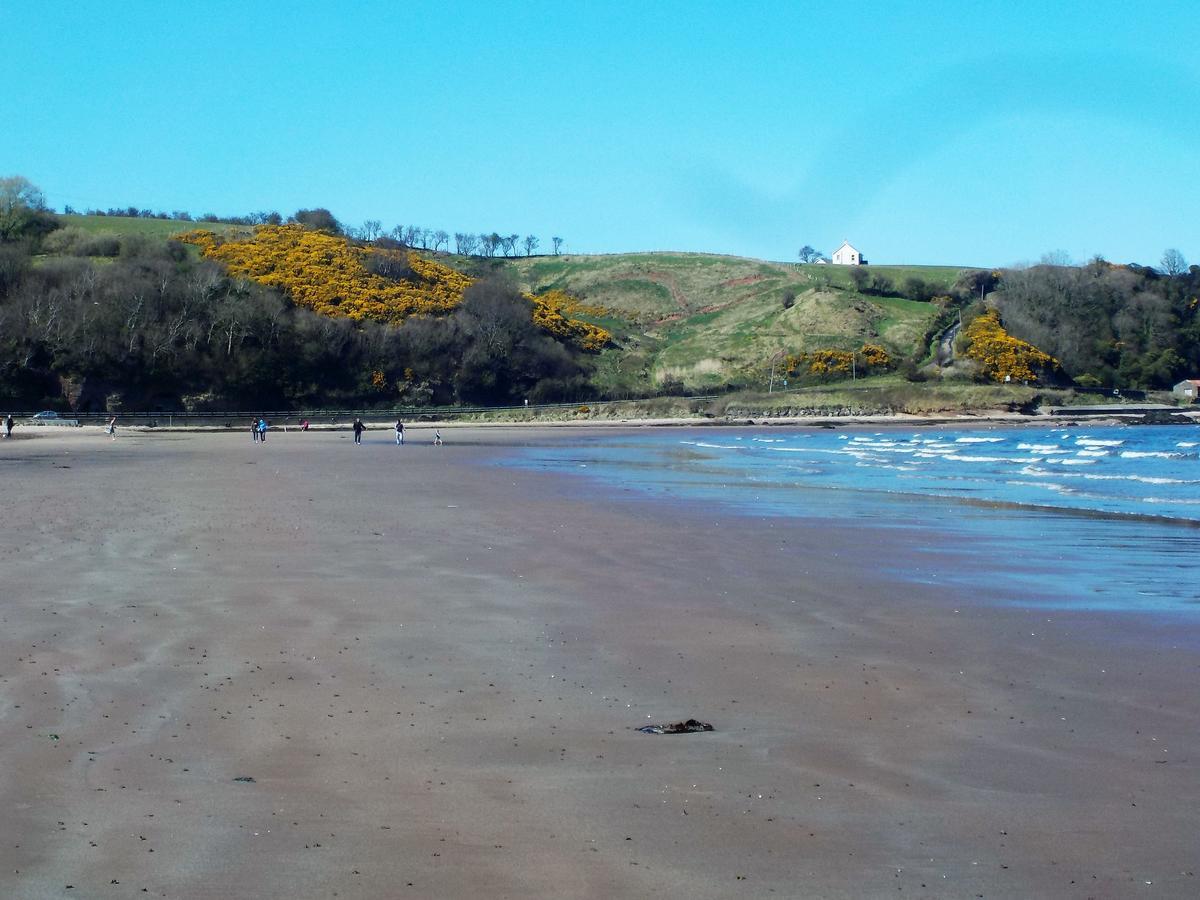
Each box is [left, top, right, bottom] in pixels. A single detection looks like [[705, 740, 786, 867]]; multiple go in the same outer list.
[[2, 426, 1197, 898]]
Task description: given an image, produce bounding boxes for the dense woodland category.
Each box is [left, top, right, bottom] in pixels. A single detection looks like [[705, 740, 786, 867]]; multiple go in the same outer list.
[[0, 182, 595, 410], [987, 257, 1200, 388], [0, 238, 596, 410], [2, 175, 1198, 411]]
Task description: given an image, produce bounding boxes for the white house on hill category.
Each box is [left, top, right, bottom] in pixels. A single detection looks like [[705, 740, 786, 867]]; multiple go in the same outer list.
[[832, 241, 865, 266]]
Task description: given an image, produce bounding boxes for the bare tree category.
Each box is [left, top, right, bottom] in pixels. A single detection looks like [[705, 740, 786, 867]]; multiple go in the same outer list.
[[502, 234, 519, 257], [431, 229, 449, 252], [362, 219, 382, 242], [1039, 249, 1072, 267], [1161, 248, 1188, 277], [523, 235, 539, 257], [552, 236, 563, 255], [798, 245, 822, 263]]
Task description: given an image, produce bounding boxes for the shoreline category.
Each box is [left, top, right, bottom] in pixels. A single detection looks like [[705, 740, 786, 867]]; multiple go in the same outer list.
[[10, 405, 1198, 438]]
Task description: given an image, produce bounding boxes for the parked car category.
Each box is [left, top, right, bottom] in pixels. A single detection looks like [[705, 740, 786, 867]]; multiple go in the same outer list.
[[32, 410, 59, 419]]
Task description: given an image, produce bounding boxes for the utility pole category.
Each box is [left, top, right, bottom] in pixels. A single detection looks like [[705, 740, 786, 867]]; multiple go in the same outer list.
[[769, 349, 785, 393]]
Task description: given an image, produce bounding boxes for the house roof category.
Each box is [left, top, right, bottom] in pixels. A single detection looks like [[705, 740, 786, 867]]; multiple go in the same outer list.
[[1179, 379, 1200, 386], [834, 240, 859, 253]]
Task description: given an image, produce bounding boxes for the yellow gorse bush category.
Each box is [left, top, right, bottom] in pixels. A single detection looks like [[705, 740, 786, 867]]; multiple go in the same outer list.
[[858, 344, 892, 369], [783, 344, 893, 378], [177, 225, 610, 350], [529, 289, 611, 352], [963, 310, 1058, 382], [178, 225, 467, 320]]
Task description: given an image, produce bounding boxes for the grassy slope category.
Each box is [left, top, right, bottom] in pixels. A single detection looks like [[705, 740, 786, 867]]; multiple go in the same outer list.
[[497, 254, 962, 390], [59, 214, 250, 239]]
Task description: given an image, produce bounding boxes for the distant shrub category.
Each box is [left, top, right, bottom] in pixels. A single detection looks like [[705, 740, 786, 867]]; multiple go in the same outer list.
[[292, 208, 342, 234], [41, 226, 86, 255], [868, 273, 894, 296], [903, 276, 936, 302], [77, 233, 121, 257], [118, 233, 154, 259], [859, 343, 892, 369]]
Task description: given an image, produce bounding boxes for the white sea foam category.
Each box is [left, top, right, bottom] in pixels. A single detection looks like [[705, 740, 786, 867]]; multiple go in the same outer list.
[[1177, 441, 1197, 448], [944, 454, 1008, 462], [1120, 450, 1182, 459], [1025, 469, 1191, 486], [1052, 458, 1098, 466], [955, 437, 1003, 443], [1075, 449, 1111, 457], [1006, 480, 1071, 493], [1075, 438, 1124, 447], [1080, 473, 1187, 485]]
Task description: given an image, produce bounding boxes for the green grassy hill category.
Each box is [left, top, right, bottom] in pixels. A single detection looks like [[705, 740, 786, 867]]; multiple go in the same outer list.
[[59, 214, 250, 239], [491, 253, 962, 393], [51, 215, 967, 394]]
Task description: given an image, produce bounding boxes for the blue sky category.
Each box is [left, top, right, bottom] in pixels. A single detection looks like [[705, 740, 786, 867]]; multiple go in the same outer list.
[[4, 0, 1198, 266]]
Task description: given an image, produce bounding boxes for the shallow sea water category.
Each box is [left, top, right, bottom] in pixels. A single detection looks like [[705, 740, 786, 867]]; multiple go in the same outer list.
[[503, 424, 1200, 617]]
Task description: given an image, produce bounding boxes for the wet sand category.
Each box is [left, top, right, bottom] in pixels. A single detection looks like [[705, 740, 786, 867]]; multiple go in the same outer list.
[[2, 427, 1197, 898]]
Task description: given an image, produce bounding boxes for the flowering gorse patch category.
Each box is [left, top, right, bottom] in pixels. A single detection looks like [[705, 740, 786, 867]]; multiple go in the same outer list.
[[782, 344, 894, 379], [177, 226, 610, 350], [963, 310, 1059, 382]]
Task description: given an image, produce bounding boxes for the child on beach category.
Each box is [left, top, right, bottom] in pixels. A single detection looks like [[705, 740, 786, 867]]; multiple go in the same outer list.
[[251, 418, 259, 443], [433, 429, 442, 446], [4, 414, 12, 438], [353, 418, 365, 445], [105, 416, 117, 440], [395, 420, 404, 445], [259, 418, 268, 443]]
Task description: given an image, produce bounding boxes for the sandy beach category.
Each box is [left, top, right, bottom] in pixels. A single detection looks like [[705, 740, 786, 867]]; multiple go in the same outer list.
[[2, 425, 1197, 898]]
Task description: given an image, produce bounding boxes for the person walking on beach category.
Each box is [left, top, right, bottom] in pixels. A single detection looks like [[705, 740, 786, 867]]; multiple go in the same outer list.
[[394, 420, 404, 445], [258, 418, 268, 443], [353, 418, 365, 445], [105, 416, 117, 440], [4, 414, 13, 439], [433, 428, 442, 446], [251, 418, 260, 443]]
